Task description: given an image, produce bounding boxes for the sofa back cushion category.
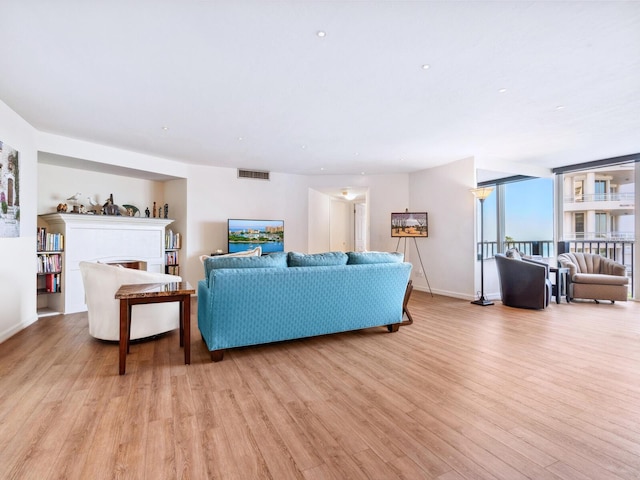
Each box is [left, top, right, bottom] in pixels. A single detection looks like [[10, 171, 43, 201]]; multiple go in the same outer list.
[[204, 251, 287, 278], [346, 251, 404, 265], [287, 251, 348, 267]]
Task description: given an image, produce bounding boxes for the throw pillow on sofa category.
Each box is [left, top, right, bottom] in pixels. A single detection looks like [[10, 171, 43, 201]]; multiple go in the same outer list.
[[287, 251, 348, 267], [199, 245, 262, 264], [203, 251, 288, 278], [346, 251, 404, 264]]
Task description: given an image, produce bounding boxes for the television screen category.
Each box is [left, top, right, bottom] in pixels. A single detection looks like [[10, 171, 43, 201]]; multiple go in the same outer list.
[[391, 212, 428, 237], [228, 219, 285, 254]]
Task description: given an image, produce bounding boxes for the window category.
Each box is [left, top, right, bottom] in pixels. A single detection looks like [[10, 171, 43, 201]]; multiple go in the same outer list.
[[575, 213, 585, 239], [502, 177, 554, 256], [595, 180, 606, 201], [595, 213, 607, 237], [478, 176, 554, 258]]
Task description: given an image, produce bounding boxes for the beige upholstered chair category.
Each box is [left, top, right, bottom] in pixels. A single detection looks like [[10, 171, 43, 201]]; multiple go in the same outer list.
[[557, 252, 629, 303], [79, 261, 182, 341]]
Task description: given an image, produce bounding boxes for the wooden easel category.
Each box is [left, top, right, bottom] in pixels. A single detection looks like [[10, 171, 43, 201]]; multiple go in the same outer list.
[[396, 236, 433, 297]]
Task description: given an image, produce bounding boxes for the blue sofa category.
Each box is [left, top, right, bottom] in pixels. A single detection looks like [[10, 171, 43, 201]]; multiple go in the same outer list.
[[197, 251, 413, 361]]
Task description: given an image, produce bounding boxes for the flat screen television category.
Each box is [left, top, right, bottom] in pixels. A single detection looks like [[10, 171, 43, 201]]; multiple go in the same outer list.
[[228, 219, 285, 254]]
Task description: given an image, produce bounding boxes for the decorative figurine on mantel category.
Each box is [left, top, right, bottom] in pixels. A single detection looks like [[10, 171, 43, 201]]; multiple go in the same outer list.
[[153, 201, 157, 218], [102, 193, 121, 215], [164, 203, 169, 219], [145, 207, 150, 218]]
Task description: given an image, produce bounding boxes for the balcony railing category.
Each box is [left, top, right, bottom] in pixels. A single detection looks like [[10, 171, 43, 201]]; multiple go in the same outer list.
[[477, 239, 634, 294], [477, 240, 554, 260], [564, 192, 635, 203], [563, 231, 634, 241]]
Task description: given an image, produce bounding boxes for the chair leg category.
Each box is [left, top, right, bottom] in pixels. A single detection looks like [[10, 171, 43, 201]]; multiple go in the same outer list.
[[594, 299, 599, 304]]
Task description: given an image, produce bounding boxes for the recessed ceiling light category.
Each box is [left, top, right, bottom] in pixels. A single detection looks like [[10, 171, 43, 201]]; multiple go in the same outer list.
[[498, 88, 507, 93], [161, 126, 169, 131], [238, 136, 243, 141], [317, 31, 326, 38], [556, 105, 565, 110], [355, 152, 359, 156], [361, 172, 365, 175], [320, 167, 325, 171], [421, 64, 430, 70], [301, 145, 307, 149]]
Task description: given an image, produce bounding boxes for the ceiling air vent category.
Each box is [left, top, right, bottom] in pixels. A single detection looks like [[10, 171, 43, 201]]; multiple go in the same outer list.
[[237, 168, 270, 180]]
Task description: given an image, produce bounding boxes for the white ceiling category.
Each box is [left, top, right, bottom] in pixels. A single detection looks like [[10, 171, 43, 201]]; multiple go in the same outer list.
[[1, 1, 639, 176]]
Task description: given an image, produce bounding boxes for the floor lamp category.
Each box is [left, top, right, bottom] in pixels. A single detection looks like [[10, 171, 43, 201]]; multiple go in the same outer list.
[[470, 186, 494, 306]]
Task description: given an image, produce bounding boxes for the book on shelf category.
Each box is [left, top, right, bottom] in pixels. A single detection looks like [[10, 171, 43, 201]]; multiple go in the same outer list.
[[37, 253, 62, 273], [37, 228, 64, 252], [45, 273, 59, 293], [164, 250, 178, 265], [166, 265, 180, 275], [165, 230, 181, 250]]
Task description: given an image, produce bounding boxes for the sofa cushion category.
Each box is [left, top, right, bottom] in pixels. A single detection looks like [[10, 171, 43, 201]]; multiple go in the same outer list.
[[346, 251, 404, 264], [573, 272, 629, 286], [204, 251, 287, 278], [288, 251, 348, 267]]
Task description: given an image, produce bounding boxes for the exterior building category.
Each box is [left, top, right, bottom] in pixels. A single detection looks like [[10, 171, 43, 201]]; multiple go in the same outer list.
[[562, 164, 634, 242], [560, 164, 634, 286]]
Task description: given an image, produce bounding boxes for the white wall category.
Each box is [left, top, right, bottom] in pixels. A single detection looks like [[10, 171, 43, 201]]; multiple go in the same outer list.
[[184, 165, 310, 287], [409, 157, 480, 299], [0, 100, 38, 342], [0, 94, 449, 342], [306, 174, 410, 254], [37, 163, 166, 216], [308, 188, 331, 253], [330, 199, 353, 251]]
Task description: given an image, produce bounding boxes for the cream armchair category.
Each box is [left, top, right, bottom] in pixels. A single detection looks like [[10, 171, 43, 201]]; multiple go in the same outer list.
[[557, 252, 629, 303], [79, 261, 182, 341]]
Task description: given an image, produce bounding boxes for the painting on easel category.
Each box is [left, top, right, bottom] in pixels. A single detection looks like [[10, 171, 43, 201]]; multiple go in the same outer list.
[[391, 212, 427, 238]]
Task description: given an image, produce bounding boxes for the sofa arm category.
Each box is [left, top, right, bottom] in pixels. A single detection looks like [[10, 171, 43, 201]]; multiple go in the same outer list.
[[557, 257, 577, 280], [601, 257, 627, 277], [522, 257, 549, 276]]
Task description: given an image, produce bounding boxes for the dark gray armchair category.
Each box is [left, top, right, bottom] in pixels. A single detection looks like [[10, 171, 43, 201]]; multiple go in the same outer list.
[[495, 253, 552, 309]]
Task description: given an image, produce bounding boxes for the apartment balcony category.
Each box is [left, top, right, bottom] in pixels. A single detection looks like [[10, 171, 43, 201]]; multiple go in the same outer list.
[[563, 193, 634, 214], [478, 237, 635, 293]]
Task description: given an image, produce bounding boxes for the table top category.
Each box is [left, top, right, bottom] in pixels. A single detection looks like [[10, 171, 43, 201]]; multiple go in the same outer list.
[[115, 281, 194, 299], [549, 266, 569, 273]]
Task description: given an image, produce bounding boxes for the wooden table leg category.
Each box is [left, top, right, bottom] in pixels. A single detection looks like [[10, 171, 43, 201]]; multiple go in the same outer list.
[[119, 299, 129, 375], [183, 294, 190, 365], [179, 297, 184, 347]]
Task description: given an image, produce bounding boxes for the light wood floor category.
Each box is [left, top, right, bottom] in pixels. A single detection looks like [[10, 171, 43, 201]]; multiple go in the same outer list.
[[2, 293, 640, 480]]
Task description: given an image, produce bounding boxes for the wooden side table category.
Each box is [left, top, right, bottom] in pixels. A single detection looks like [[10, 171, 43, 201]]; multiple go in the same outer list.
[[549, 267, 570, 304], [115, 281, 195, 375]]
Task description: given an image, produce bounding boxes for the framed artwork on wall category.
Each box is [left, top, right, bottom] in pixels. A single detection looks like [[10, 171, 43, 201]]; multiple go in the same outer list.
[[0, 140, 20, 238], [391, 212, 428, 238]]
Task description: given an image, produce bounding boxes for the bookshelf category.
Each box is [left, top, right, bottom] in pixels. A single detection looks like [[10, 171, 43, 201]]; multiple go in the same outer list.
[[37, 228, 64, 317], [38, 213, 174, 314], [165, 230, 181, 275]]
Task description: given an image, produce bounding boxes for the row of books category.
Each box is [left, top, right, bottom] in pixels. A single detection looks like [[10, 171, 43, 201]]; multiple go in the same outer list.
[[37, 228, 64, 252], [37, 253, 62, 273], [40, 273, 61, 293], [165, 250, 179, 265], [165, 265, 180, 276], [165, 230, 181, 250]]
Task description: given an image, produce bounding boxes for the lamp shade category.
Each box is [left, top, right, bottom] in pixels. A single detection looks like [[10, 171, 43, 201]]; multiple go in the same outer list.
[[470, 186, 494, 201]]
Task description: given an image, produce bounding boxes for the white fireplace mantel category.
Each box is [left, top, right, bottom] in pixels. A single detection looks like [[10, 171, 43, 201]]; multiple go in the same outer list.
[[39, 213, 174, 314]]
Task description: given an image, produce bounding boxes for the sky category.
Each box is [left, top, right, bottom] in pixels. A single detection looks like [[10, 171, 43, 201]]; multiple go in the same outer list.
[[482, 178, 554, 242]]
